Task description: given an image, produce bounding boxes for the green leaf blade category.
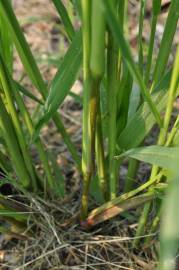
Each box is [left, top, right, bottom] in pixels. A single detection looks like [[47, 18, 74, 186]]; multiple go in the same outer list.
[[116, 146, 179, 171]]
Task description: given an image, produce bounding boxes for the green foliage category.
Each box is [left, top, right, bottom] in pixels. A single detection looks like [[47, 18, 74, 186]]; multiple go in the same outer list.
[[0, 0, 178, 265]]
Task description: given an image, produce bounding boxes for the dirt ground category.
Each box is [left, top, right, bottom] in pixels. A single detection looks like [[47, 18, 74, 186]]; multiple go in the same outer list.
[[0, 0, 178, 269]]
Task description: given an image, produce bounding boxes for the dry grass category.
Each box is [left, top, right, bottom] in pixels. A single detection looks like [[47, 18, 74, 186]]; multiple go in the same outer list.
[[0, 191, 158, 269]]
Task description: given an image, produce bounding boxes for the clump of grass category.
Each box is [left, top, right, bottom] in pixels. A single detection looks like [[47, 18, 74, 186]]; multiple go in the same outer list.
[[0, 0, 179, 268]]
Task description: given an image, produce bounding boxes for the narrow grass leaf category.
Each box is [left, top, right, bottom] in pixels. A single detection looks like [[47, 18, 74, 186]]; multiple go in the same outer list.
[[152, 0, 179, 88], [46, 31, 82, 110], [0, 0, 13, 72], [52, 0, 75, 41], [33, 31, 82, 139], [144, 0, 162, 84], [0, 208, 27, 221], [138, 0, 147, 73], [14, 81, 44, 105], [0, 0, 46, 98]]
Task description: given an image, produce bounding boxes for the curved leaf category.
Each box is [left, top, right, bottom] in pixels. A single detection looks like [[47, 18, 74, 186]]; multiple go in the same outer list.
[[33, 31, 82, 140], [116, 146, 179, 171]]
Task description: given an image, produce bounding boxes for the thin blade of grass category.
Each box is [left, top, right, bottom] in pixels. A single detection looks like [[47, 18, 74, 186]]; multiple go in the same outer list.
[[52, 0, 75, 41], [152, 0, 179, 89], [0, 208, 27, 221], [145, 0, 162, 84], [14, 81, 44, 105], [0, 0, 13, 72], [138, 0, 147, 74], [0, 0, 46, 98]]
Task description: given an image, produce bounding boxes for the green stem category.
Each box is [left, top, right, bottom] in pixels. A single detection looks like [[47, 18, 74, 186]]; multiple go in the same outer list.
[[95, 103, 108, 201], [0, 56, 37, 190], [138, 0, 146, 74], [144, 0, 162, 85], [144, 15, 157, 85], [114, 0, 129, 196], [124, 159, 139, 192], [0, 95, 31, 187], [81, 0, 92, 219], [11, 80, 55, 193], [133, 202, 151, 248], [165, 116, 179, 147], [90, 0, 105, 79], [103, 0, 163, 128], [81, 0, 106, 218], [151, 47, 179, 177], [107, 29, 118, 200], [0, 51, 54, 191], [144, 203, 162, 246]]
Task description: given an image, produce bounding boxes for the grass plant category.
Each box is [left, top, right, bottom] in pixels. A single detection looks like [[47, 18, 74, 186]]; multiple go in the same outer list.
[[0, 0, 178, 268]]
